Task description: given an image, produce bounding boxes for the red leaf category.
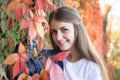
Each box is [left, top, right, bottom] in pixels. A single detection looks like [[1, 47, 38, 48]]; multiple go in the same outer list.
[[7, 17, 13, 29], [50, 63, 66, 80], [53, 51, 70, 61], [21, 53, 29, 62], [14, 3, 28, 21], [46, 0, 55, 10], [13, 58, 20, 78], [20, 18, 29, 30], [35, 0, 46, 10], [13, 58, 28, 78], [20, 58, 28, 73], [6, 1, 20, 12]]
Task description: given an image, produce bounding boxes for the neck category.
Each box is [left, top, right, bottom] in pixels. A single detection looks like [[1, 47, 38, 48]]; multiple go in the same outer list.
[[67, 48, 82, 62]]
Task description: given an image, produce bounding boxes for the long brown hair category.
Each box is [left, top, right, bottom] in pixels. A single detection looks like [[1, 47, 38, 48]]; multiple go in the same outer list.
[[49, 6, 109, 80]]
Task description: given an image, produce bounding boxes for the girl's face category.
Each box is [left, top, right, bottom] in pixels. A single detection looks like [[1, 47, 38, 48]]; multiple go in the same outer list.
[[50, 19, 76, 51]]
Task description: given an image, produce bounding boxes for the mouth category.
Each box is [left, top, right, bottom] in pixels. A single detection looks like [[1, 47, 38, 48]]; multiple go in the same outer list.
[[58, 41, 67, 48]]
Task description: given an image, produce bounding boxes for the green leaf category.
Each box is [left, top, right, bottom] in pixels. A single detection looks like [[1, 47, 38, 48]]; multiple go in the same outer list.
[[1, 38, 7, 49], [1, 19, 7, 33], [1, 10, 8, 33]]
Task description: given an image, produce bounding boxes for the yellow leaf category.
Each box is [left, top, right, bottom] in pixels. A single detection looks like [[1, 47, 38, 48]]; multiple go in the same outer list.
[[3, 54, 18, 65]]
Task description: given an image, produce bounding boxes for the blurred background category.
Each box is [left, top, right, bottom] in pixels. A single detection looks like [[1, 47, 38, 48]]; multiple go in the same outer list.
[[0, 0, 120, 80]]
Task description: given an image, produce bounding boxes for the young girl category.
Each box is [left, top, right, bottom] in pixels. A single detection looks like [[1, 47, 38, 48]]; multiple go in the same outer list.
[[48, 6, 109, 80]]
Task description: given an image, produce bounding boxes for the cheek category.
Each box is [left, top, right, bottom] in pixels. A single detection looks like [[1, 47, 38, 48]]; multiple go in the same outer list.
[[52, 35, 56, 42]]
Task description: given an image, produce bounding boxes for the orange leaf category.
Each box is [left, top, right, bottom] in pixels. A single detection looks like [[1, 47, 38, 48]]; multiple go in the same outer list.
[[64, 0, 74, 7], [53, 51, 70, 61], [18, 73, 27, 80], [40, 67, 45, 78], [6, 1, 20, 12], [3, 54, 18, 65], [23, 0, 33, 4], [18, 42, 25, 54], [43, 71, 49, 80], [40, 67, 49, 80], [37, 37, 44, 51], [18, 73, 33, 80], [32, 73, 40, 80]]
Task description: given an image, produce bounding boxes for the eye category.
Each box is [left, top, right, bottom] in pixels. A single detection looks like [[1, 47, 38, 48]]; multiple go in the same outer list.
[[61, 28, 68, 33], [50, 29, 57, 34]]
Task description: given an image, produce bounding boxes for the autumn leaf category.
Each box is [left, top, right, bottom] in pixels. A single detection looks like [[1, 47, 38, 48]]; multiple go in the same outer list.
[[7, 17, 13, 29], [40, 67, 49, 80], [35, 21, 44, 39], [7, 38, 13, 48], [35, 0, 55, 11], [22, 0, 33, 4], [43, 71, 49, 80], [13, 57, 28, 78], [53, 51, 70, 61], [46, 0, 55, 10], [28, 21, 37, 43], [64, 0, 74, 7], [3, 42, 29, 78], [3, 54, 18, 65], [20, 18, 29, 30], [35, 0, 46, 10], [18, 42, 26, 54], [50, 63, 66, 80], [18, 73, 27, 80], [37, 37, 44, 51], [14, 3, 28, 21], [32, 73, 40, 80], [6, 0, 20, 12], [45, 57, 53, 72], [45, 52, 70, 80], [18, 73, 33, 80]]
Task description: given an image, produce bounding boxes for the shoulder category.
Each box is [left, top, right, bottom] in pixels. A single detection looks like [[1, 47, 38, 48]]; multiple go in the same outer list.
[[81, 58, 101, 73], [82, 58, 102, 80]]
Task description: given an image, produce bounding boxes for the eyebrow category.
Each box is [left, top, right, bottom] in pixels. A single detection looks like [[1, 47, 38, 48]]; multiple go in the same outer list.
[[51, 26, 66, 30]]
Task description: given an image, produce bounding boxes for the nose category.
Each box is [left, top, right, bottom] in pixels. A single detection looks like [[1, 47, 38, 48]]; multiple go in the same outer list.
[[56, 31, 63, 41]]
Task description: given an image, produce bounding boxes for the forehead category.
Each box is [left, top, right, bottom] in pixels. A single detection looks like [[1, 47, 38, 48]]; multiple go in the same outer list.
[[50, 19, 74, 29]]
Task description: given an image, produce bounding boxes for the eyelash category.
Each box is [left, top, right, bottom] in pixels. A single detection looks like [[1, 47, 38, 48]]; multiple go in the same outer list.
[[50, 28, 68, 34], [62, 29, 68, 32]]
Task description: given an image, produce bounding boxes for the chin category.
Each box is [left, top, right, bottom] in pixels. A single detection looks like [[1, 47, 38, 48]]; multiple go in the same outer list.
[[60, 48, 70, 52]]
